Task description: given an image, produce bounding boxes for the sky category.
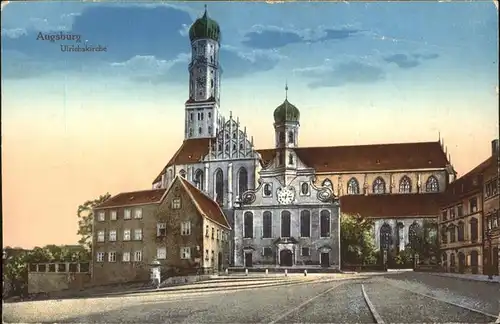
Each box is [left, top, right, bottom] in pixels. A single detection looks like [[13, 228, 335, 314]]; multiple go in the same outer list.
[[1, 1, 498, 249]]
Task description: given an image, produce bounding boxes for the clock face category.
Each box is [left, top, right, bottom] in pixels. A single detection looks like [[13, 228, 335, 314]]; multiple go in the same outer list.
[[276, 186, 295, 205]]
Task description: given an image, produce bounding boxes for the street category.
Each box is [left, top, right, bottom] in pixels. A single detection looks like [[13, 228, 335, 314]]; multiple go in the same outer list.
[[3, 272, 499, 323]]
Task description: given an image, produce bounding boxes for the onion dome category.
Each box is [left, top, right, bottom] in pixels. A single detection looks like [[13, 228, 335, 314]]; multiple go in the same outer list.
[[189, 6, 221, 43], [273, 84, 300, 123]]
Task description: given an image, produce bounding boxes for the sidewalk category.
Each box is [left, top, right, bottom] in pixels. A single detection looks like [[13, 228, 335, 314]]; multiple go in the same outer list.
[[427, 272, 500, 283]]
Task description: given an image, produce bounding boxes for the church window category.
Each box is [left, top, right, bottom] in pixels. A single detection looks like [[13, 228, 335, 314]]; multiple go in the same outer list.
[[301, 247, 310, 256], [278, 152, 285, 166], [322, 179, 333, 188], [380, 223, 392, 250], [199, 127, 202, 135], [300, 183, 309, 195], [320, 210, 330, 237], [218, 144, 222, 151], [233, 132, 236, 139], [399, 176, 412, 193], [347, 178, 360, 195], [288, 153, 294, 165], [244, 212, 253, 238], [214, 169, 224, 206], [300, 210, 311, 237], [211, 79, 214, 88], [262, 211, 272, 238], [238, 167, 248, 197], [201, 113, 204, 120], [179, 170, 186, 178], [426, 176, 439, 192], [190, 113, 193, 121], [240, 143, 244, 150], [408, 222, 420, 249], [208, 112, 212, 118], [263, 183, 272, 197], [199, 91, 202, 96], [225, 133, 230, 140], [448, 224, 456, 243], [372, 177, 386, 194], [288, 131, 294, 144], [197, 113, 200, 121], [189, 128, 193, 137], [225, 144, 229, 151], [233, 144, 236, 150], [281, 211, 291, 238], [194, 169, 204, 191], [208, 126, 212, 134]]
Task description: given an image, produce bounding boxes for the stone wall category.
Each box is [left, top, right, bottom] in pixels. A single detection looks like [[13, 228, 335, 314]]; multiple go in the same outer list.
[[28, 262, 91, 294]]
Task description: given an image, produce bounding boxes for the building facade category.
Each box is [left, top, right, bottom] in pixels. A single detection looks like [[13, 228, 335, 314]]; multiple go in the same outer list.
[[92, 176, 231, 285], [483, 139, 500, 276]]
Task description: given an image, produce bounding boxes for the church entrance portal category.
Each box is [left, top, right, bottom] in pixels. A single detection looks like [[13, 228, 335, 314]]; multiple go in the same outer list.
[[279, 249, 293, 267], [244, 252, 253, 268], [321, 253, 330, 267]]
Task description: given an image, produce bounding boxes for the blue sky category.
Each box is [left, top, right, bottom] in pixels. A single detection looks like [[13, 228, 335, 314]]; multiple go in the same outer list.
[[1, 1, 498, 248]]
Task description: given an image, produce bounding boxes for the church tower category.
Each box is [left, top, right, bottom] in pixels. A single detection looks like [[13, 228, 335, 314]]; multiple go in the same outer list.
[[273, 84, 301, 183], [185, 6, 222, 140]]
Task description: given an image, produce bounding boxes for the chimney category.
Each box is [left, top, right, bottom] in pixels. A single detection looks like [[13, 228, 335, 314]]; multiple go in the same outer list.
[[492, 139, 499, 156]]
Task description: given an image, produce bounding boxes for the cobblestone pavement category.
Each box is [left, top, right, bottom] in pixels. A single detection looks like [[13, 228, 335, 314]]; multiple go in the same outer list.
[[3, 272, 499, 324]]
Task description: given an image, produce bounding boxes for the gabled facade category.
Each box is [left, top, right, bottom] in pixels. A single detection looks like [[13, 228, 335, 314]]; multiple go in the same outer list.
[[91, 176, 231, 285]]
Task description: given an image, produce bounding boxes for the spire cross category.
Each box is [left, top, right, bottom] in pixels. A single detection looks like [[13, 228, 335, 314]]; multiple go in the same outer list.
[[285, 81, 288, 100]]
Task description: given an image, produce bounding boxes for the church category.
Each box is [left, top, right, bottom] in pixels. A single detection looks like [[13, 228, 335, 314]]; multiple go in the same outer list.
[[99, 8, 456, 272], [148, 8, 456, 270]]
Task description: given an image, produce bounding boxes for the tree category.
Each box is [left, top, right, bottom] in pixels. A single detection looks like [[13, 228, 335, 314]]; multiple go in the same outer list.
[[340, 213, 377, 265], [77, 193, 111, 250]]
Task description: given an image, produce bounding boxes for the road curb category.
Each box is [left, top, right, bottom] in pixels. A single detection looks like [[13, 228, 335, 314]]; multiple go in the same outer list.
[[427, 273, 500, 284]]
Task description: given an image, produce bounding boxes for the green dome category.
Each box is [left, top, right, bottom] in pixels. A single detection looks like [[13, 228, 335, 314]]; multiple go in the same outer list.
[[273, 99, 300, 123], [189, 8, 221, 43]]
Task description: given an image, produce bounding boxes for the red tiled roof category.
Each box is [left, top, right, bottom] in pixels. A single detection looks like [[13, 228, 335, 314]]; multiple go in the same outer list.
[[258, 141, 449, 173], [153, 138, 211, 183], [340, 193, 442, 218], [440, 156, 494, 206], [178, 177, 231, 229], [95, 189, 166, 209]]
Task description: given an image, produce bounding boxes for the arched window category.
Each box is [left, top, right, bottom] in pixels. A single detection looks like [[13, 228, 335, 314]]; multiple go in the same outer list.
[[322, 179, 333, 188], [214, 169, 224, 206], [442, 252, 448, 270], [278, 132, 285, 144], [281, 210, 291, 238], [448, 224, 456, 243], [208, 126, 212, 134], [300, 210, 311, 237], [179, 169, 186, 178], [288, 153, 294, 165], [440, 225, 448, 244], [301, 183, 309, 195], [263, 183, 272, 197], [450, 253, 456, 272], [372, 177, 386, 194], [470, 217, 478, 242], [288, 131, 294, 144], [194, 169, 204, 191], [262, 211, 272, 238], [408, 222, 420, 249], [399, 176, 412, 193], [198, 127, 202, 135], [457, 221, 465, 241], [320, 210, 331, 237], [426, 176, 439, 192], [278, 152, 285, 166], [244, 212, 253, 238], [189, 128, 193, 137], [347, 178, 360, 195], [380, 223, 392, 250], [238, 167, 248, 197]]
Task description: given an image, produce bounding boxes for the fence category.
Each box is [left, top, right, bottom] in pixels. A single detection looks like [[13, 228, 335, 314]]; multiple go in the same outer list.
[[29, 262, 90, 273]]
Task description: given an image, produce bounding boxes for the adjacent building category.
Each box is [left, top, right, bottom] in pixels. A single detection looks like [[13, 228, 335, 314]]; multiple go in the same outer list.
[[439, 139, 499, 275], [483, 139, 499, 276], [92, 176, 231, 285]]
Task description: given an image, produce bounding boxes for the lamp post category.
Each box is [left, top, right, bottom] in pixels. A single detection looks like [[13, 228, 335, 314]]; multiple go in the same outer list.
[[487, 230, 493, 280]]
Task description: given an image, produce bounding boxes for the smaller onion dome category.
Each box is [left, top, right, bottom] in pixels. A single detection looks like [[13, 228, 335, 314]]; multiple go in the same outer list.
[[273, 84, 300, 123]]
